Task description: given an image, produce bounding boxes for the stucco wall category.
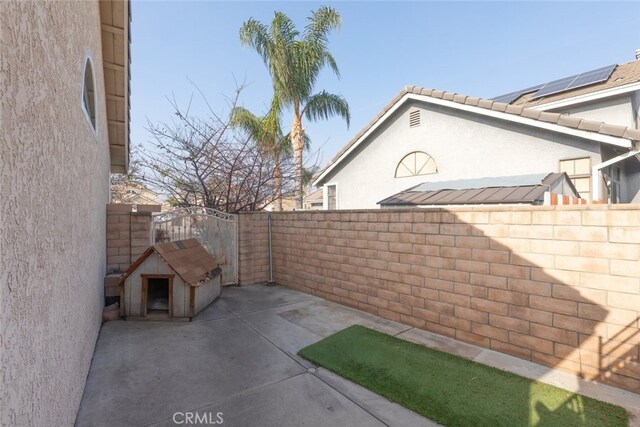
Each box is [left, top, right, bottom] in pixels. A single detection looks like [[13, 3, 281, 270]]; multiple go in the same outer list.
[[551, 95, 636, 129], [324, 101, 602, 209], [0, 2, 110, 425]]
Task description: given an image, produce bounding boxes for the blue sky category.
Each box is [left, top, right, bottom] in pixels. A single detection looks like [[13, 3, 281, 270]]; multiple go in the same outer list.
[[130, 1, 640, 168]]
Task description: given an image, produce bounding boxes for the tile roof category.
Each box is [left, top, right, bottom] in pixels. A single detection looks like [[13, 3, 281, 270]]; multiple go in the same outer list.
[[511, 59, 640, 107], [305, 188, 323, 202], [119, 239, 220, 286], [378, 173, 570, 206], [314, 83, 640, 184]]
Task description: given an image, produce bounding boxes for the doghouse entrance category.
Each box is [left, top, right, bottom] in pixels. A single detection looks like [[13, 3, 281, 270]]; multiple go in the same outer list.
[[143, 275, 173, 317]]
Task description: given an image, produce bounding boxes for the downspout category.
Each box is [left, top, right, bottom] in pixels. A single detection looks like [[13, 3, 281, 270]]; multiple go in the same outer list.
[[267, 212, 274, 285], [592, 147, 640, 202]]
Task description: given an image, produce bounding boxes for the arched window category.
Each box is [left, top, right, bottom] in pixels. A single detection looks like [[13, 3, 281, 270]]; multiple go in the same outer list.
[[395, 151, 437, 178], [82, 58, 96, 130]]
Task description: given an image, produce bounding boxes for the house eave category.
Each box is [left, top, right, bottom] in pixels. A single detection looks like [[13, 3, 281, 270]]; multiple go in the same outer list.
[[100, 0, 130, 174], [531, 81, 640, 112]]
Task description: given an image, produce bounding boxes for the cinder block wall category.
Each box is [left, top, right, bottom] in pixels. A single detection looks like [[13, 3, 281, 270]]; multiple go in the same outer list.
[[106, 204, 156, 273], [238, 206, 640, 393]]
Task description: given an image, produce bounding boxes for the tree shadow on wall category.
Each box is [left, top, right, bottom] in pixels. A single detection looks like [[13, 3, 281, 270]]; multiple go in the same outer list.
[[449, 210, 638, 425]]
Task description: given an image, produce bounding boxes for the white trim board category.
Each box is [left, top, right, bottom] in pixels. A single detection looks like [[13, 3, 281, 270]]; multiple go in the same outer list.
[[532, 82, 640, 112]]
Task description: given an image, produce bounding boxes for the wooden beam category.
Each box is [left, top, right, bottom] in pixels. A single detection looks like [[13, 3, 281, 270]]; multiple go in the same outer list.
[[101, 23, 125, 35], [104, 62, 125, 72], [108, 119, 125, 127], [106, 94, 125, 102]]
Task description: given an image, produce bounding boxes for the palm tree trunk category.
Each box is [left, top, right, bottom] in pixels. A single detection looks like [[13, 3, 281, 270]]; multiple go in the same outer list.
[[274, 155, 283, 211], [291, 112, 304, 209]]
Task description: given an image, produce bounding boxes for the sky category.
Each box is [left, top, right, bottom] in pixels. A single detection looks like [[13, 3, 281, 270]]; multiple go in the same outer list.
[[130, 1, 640, 169]]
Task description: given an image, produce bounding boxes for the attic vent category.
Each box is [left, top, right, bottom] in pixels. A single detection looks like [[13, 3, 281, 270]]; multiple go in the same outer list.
[[409, 110, 420, 128], [175, 241, 185, 249]]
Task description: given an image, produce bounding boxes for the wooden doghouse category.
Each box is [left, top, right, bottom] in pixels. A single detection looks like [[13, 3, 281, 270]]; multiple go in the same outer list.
[[118, 239, 222, 321]]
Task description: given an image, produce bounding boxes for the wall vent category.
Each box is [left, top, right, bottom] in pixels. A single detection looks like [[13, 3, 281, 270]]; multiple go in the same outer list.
[[409, 110, 420, 127]]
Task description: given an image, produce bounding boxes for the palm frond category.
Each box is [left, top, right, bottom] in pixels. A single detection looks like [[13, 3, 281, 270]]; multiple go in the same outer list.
[[304, 6, 341, 46], [239, 19, 272, 67], [302, 91, 350, 127]]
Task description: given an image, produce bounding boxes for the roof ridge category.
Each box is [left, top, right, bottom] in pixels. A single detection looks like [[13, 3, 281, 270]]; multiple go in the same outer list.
[[404, 85, 640, 142]]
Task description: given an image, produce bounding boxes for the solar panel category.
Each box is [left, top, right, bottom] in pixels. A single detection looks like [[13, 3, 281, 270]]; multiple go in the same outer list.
[[531, 75, 578, 99], [566, 64, 616, 90], [492, 84, 544, 104], [530, 64, 615, 100]]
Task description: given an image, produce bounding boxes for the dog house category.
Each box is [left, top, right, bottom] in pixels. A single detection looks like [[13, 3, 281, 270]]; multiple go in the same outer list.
[[118, 239, 222, 321]]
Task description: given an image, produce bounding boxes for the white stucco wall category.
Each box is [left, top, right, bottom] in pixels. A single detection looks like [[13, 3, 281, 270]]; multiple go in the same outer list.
[[0, 2, 110, 425], [321, 101, 602, 209], [550, 95, 635, 128]]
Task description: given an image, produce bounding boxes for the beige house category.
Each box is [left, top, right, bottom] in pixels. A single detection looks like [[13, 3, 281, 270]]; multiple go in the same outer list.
[[0, 1, 130, 425], [111, 182, 164, 206], [314, 54, 640, 209]]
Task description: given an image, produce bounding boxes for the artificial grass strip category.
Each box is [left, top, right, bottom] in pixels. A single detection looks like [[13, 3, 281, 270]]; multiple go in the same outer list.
[[298, 325, 628, 427]]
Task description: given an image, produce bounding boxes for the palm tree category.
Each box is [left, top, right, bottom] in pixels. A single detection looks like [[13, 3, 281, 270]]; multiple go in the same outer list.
[[240, 6, 350, 208], [230, 99, 290, 211]]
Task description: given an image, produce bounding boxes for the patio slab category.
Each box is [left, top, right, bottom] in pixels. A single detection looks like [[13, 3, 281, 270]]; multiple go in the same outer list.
[[76, 285, 432, 427], [216, 284, 319, 314], [149, 373, 387, 427], [77, 284, 639, 426]]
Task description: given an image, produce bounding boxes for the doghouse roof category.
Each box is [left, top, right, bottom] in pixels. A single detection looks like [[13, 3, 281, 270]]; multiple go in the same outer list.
[[119, 239, 220, 286]]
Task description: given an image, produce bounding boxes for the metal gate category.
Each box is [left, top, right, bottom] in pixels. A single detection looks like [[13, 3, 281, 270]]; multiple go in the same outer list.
[[152, 207, 238, 285]]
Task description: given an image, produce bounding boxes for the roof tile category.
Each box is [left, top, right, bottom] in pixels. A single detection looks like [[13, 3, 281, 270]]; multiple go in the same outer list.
[[599, 123, 628, 138], [453, 94, 467, 103], [577, 119, 603, 132], [465, 96, 480, 106], [557, 115, 582, 128], [505, 104, 524, 115], [538, 111, 561, 123], [432, 90, 445, 98], [491, 102, 508, 112], [521, 108, 542, 120], [477, 99, 494, 109], [623, 128, 640, 140], [442, 92, 456, 101]]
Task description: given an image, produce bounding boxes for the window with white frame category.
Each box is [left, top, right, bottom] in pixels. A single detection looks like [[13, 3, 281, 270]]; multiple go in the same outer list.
[[395, 151, 438, 178], [326, 184, 337, 210], [559, 157, 591, 200], [82, 58, 96, 131]]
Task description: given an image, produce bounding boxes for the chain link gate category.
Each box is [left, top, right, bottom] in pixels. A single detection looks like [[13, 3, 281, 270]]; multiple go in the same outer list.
[[152, 207, 238, 285]]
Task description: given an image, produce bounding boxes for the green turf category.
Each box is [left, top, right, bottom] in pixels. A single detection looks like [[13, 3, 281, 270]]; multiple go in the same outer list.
[[298, 325, 628, 427]]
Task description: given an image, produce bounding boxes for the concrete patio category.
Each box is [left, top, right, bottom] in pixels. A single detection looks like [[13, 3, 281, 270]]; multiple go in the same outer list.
[[76, 285, 640, 427]]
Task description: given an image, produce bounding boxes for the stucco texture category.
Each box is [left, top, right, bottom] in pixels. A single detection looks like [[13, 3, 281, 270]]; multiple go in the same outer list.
[[1, 2, 110, 425], [326, 101, 603, 209]]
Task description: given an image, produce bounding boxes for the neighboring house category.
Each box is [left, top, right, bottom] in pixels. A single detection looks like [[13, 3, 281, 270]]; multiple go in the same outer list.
[[314, 53, 640, 209], [112, 182, 160, 204], [379, 173, 581, 208], [304, 188, 324, 210], [1, 1, 130, 425], [264, 197, 298, 211]]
